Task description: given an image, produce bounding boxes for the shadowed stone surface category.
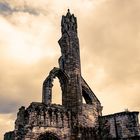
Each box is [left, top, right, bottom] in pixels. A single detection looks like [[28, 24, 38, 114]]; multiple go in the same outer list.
[[4, 10, 140, 140]]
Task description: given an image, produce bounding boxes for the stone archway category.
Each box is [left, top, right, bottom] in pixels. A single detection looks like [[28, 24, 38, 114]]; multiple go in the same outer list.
[[81, 77, 95, 105], [38, 132, 60, 140], [42, 67, 69, 105]]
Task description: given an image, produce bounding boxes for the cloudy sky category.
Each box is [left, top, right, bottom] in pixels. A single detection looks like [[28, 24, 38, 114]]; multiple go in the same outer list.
[[0, 0, 140, 139]]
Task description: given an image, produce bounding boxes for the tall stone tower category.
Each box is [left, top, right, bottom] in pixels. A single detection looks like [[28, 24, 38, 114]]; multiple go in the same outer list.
[[42, 9, 82, 114], [4, 10, 140, 140], [58, 9, 82, 113]]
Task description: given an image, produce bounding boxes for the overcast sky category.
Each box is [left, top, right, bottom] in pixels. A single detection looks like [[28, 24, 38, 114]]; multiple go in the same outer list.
[[0, 0, 140, 139]]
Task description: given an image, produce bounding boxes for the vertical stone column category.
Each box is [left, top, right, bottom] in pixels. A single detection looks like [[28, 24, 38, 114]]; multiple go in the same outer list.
[[42, 78, 53, 104]]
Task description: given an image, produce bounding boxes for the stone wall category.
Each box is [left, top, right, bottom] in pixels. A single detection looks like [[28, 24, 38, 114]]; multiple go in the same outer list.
[[78, 104, 100, 128], [99, 111, 140, 139], [5, 102, 102, 140], [14, 102, 72, 140]]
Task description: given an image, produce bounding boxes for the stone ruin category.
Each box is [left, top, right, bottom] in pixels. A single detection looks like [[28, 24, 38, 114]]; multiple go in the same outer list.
[[4, 10, 140, 140]]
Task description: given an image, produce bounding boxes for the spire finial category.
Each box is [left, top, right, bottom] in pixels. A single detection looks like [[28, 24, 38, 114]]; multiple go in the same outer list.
[[66, 9, 71, 16]]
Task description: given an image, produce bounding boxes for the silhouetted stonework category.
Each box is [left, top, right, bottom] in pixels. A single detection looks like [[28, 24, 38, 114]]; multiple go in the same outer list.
[[4, 10, 140, 140]]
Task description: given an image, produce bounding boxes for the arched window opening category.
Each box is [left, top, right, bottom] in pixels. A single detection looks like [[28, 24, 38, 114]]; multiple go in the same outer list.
[[42, 67, 68, 105], [52, 78, 62, 105], [82, 89, 93, 105]]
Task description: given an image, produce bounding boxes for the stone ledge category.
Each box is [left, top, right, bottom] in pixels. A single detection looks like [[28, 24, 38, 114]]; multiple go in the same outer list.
[[101, 111, 139, 119]]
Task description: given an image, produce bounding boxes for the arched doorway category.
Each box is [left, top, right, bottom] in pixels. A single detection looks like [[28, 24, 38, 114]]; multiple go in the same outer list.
[[38, 132, 60, 140]]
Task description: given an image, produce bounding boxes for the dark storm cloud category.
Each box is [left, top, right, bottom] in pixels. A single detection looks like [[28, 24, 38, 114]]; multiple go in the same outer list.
[[0, 2, 12, 15], [0, 98, 21, 114], [0, 1, 39, 16]]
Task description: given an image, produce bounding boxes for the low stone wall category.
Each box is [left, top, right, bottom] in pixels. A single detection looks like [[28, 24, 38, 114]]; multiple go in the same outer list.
[[99, 111, 140, 139]]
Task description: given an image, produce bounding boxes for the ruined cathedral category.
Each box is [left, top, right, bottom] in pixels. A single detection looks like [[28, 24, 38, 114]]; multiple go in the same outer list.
[[5, 10, 140, 140]]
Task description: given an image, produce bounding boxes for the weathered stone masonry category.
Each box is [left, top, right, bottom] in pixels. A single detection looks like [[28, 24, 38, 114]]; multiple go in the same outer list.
[[99, 111, 140, 139], [4, 10, 140, 140]]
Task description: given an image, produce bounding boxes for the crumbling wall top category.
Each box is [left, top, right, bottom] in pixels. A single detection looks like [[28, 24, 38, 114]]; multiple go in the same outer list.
[[61, 9, 77, 34]]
